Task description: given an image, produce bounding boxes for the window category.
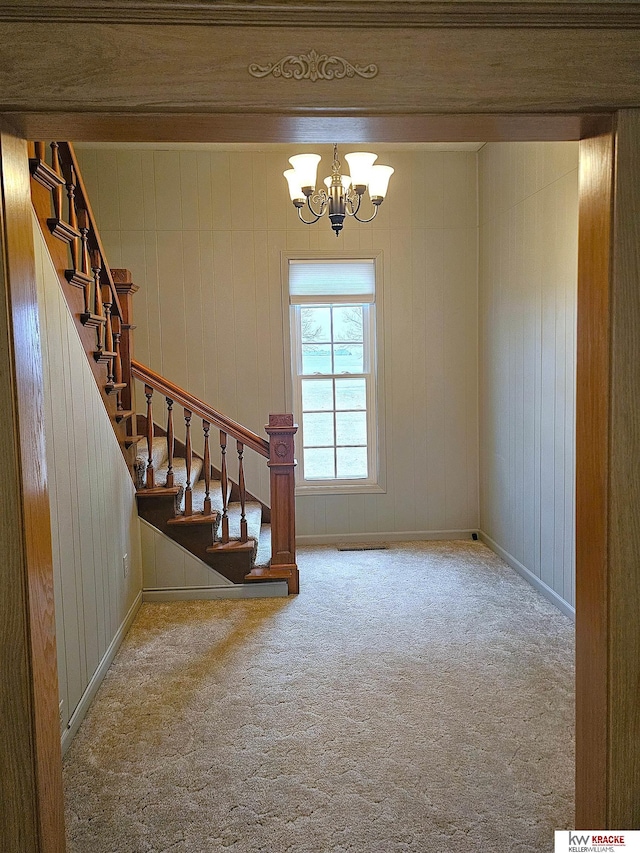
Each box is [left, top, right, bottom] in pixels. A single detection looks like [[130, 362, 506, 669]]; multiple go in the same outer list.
[[287, 258, 381, 492]]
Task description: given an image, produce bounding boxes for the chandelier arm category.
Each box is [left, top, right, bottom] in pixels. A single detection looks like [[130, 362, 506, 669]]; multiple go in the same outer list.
[[297, 192, 328, 224], [352, 203, 380, 224], [297, 205, 324, 225], [345, 192, 362, 218]]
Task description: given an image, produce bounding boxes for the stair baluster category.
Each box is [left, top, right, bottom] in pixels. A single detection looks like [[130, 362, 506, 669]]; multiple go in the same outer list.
[[144, 385, 155, 488], [184, 408, 193, 516], [102, 285, 115, 385], [34, 141, 46, 161], [50, 142, 63, 223], [220, 431, 229, 543], [111, 269, 138, 419], [92, 252, 104, 353], [77, 209, 91, 313], [112, 317, 123, 410], [165, 398, 174, 487], [237, 441, 248, 543], [202, 420, 212, 516], [66, 163, 80, 272]]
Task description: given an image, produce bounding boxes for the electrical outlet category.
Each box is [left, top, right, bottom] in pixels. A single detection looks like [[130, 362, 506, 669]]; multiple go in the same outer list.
[[122, 553, 129, 578]]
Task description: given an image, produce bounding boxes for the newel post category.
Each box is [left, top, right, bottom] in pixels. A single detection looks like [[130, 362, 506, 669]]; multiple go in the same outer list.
[[111, 268, 138, 415], [265, 413, 299, 594]]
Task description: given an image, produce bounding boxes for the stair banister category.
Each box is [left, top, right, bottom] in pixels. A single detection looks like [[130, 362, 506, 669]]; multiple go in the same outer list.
[[131, 361, 299, 591], [131, 361, 269, 457]]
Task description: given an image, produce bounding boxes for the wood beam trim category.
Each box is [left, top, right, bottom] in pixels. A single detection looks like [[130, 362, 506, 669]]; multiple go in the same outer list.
[[1, 2, 640, 28], [2, 112, 612, 145]]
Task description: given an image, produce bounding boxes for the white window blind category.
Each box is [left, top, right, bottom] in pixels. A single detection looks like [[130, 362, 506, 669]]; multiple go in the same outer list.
[[289, 259, 375, 304]]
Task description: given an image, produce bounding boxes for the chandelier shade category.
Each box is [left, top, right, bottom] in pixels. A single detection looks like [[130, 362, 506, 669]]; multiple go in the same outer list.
[[343, 151, 377, 188], [368, 165, 394, 200], [283, 144, 394, 236], [287, 153, 321, 191], [283, 168, 304, 202], [323, 174, 352, 191]]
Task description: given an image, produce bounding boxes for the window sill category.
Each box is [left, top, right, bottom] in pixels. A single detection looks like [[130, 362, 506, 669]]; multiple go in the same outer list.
[[295, 482, 386, 496]]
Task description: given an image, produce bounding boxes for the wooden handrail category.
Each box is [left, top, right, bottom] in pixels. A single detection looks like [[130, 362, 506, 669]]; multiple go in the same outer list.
[[131, 359, 269, 458]]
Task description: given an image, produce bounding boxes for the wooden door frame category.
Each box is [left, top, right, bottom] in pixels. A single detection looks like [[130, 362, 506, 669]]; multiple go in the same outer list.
[[1, 106, 637, 850]]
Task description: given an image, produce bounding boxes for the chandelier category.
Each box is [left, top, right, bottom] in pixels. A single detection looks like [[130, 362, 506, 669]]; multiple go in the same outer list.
[[283, 144, 394, 237]]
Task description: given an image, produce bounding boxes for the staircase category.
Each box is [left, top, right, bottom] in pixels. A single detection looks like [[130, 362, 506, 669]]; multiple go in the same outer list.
[[134, 430, 271, 584], [29, 140, 299, 594]]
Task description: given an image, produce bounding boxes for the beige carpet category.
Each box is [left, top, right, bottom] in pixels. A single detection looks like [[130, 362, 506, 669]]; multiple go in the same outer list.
[[63, 541, 574, 853]]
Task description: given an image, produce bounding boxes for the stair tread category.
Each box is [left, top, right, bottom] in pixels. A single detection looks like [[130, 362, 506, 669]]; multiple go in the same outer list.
[[156, 456, 203, 490], [136, 436, 169, 473], [221, 500, 263, 541], [121, 434, 144, 447], [206, 539, 256, 554], [136, 485, 181, 498], [254, 523, 271, 569], [170, 477, 230, 517], [208, 500, 264, 564], [166, 511, 220, 526]]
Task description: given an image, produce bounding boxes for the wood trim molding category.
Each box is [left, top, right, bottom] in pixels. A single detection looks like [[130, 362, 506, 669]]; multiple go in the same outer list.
[[0, 126, 65, 851], [576, 128, 614, 828], [576, 110, 640, 828], [1, 1, 640, 28], [4, 112, 612, 145], [607, 109, 640, 827]]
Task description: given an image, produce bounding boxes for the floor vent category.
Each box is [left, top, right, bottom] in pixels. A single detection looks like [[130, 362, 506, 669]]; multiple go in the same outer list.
[[337, 544, 389, 552]]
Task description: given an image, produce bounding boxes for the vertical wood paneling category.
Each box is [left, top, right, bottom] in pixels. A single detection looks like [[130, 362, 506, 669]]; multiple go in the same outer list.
[[140, 519, 233, 589], [116, 151, 144, 232], [77, 146, 479, 540], [33, 216, 142, 732], [478, 142, 578, 610]]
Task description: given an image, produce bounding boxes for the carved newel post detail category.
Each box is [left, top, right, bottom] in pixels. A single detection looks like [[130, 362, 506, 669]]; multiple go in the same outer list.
[[265, 413, 298, 594]]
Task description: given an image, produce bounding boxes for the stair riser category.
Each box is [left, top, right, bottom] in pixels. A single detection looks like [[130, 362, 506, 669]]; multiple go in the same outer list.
[[136, 493, 253, 584]]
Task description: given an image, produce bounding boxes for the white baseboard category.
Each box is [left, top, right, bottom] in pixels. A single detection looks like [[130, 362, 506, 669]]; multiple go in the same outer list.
[[296, 529, 476, 546], [142, 582, 289, 602], [61, 591, 143, 756], [479, 532, 575, 622]]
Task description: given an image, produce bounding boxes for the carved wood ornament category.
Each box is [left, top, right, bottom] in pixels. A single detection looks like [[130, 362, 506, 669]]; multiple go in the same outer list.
[[249, 50, 378, 81]]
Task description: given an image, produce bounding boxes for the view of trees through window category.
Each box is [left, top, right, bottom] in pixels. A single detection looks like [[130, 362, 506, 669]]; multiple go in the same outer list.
[[297, 304, 370, 480]]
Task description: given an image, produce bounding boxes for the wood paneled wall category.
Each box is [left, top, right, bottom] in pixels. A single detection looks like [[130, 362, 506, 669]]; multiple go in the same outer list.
[[478, 142, 579, 613], [33, 214, 142, 745], [140, 518, 233, 590], [76, 145, 479, 542]]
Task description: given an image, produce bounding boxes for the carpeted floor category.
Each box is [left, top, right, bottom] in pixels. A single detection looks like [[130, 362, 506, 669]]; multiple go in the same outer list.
[[63, 541, 574, 853]]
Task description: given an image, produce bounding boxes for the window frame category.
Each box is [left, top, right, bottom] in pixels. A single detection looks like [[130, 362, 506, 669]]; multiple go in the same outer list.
[[282, 251, 386, 496]]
